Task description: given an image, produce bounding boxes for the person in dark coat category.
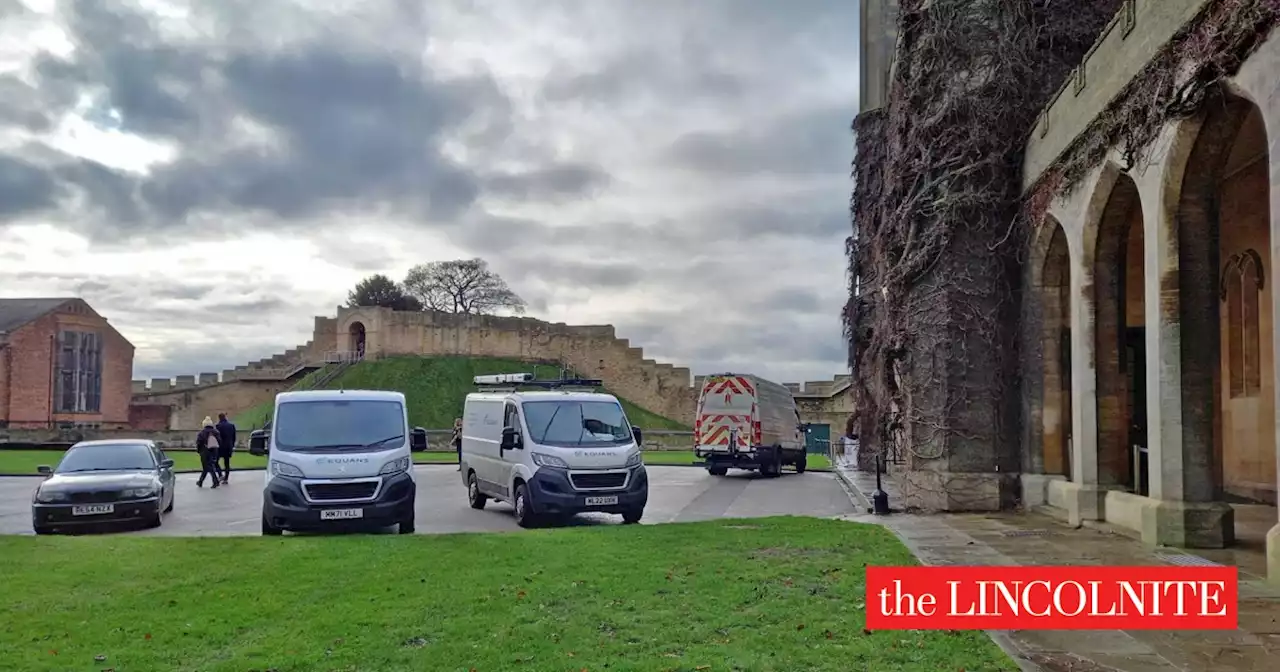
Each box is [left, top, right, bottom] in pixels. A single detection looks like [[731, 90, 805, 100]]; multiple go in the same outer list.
[[196, 417, 222, 488], [216, 413, 237, 482], [452, 418, 463, 472]]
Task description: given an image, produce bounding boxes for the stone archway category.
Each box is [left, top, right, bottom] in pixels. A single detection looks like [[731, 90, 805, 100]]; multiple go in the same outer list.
[[348, 321, 367, 359], [1041, 221, 1073, 478], [1091, 172, 1147, 492], [1177, 90, 1274, 508]]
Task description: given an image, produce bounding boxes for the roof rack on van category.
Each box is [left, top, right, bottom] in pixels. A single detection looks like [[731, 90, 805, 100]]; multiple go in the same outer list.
[[472, 373, 604, 393]]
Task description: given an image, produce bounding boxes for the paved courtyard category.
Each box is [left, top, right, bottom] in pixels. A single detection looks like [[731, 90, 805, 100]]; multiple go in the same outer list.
[[0, 464, 855, 536]]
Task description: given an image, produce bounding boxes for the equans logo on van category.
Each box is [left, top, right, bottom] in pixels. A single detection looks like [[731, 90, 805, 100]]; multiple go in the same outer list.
[[317, 457, 370, 465], [574, 450, 616, 458]]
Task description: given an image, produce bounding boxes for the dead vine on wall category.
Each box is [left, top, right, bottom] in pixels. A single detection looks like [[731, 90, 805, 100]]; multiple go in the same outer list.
[[845, 0, 1121, 467], [1025, 0, 1280, 210]]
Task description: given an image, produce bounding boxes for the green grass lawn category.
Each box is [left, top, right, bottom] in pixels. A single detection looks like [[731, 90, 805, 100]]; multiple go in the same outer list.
[[0, 450, 831, 474], [233, 356, 691, 431], [0, 517, 1015, 671]]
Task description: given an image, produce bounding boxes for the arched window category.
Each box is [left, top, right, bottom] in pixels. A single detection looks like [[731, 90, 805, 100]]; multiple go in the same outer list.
[[1221, 249, 1264, 397]]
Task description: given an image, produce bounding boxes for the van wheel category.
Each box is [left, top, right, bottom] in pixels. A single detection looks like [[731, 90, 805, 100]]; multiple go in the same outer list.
[[512, 483, 537, 529], [708, 466, 728, 476], [467, 472, 487, 510], [261, 515, 283, 536], [796, 456, 807, 474], [761, 459, 781, 478], [622, 509, 643, 524]]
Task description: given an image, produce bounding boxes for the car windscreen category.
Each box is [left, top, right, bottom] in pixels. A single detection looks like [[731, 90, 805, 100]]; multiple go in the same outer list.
[[56, 443, 156, 473], [273, 399, 407, 453], [522, 400, 633, 447]]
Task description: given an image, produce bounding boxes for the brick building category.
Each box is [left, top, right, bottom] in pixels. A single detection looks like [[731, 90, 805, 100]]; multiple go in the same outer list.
[[0, 298, 135, 429]]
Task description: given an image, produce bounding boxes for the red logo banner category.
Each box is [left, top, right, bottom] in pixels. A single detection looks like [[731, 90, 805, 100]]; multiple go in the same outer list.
[[865, 565, 1237, 630]]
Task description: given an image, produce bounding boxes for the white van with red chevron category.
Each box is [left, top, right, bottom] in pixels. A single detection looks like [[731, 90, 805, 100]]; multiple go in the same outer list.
[[692, 373, 807, 477]]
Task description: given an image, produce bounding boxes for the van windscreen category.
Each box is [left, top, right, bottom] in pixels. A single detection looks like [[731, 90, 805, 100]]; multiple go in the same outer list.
[[274, 400, 406, 452], [522, 400, 632, 447]]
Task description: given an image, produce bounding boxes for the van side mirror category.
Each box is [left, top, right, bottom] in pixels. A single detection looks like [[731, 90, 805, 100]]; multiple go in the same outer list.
[[410, 427, 428, 452], [37, 465, 52, 476], [248, 430, 269, 456], [632, 427, 643, 445], [501, 427, 521, 450]]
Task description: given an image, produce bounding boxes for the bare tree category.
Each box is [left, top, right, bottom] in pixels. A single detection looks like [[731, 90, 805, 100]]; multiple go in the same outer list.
[[402, 258, 527, 315]]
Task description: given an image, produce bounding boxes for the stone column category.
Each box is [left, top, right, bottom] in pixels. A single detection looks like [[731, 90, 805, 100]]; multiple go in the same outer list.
[[1049, 182, 1107, 526], [1231, 30, 1280, 583], [1132, 128, 1233, 548]]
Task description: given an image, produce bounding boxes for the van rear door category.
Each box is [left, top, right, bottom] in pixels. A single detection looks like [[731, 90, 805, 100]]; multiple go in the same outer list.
[[696, 375, 759, 452]]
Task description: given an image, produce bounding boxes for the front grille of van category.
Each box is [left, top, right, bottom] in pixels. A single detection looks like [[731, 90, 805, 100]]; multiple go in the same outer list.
[[569, 471, 628, 490], [303, 479, 379, 502]]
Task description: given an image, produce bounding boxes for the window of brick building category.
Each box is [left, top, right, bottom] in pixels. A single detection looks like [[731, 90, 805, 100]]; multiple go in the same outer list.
[[1222, 250, 1264, 398], [54, 330, 103, 413]]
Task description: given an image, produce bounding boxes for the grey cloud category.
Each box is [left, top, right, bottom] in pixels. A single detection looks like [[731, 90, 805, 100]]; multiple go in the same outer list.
[[541, 47, 746, 107], [502, 259, 646, 290], [0, 0, 858, 383], [482, 163, 611, 202], [5, 0, 616, 238], [613, 306, 845, 383], [0, 156, 59, 217], [0, 77, 57, 132], [665, 104, 855, 177], [453, 201, 845, 262], [3, 270, 295, 328], [132, 340, 294, 380], [536, 0, 857, 109]]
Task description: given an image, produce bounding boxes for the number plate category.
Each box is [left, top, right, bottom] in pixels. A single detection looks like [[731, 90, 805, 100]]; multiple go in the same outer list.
[[320, 508, 364, 520], [584, 496, 619, 506], [72, 504, 114, 516]]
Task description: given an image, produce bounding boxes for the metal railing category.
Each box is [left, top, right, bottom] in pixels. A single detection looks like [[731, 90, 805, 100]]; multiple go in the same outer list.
[[235, 362, 312, 380], [324, 350, 365, 364]]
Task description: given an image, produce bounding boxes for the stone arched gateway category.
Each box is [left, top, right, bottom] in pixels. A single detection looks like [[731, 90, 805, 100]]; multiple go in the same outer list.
[[348, 321, 367, 359]]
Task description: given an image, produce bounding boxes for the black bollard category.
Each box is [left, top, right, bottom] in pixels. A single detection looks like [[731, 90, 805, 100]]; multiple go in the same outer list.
[[871, 452, 891, 515]]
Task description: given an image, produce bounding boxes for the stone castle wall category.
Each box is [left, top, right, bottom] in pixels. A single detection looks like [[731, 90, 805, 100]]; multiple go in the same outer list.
[[336, 307, 698, 424], [132, 307, 853, 430]]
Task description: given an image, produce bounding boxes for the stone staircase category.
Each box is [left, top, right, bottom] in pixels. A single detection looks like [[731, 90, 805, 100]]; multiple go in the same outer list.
[[132, 340, 321, 394], [259, 360, 357, 430]]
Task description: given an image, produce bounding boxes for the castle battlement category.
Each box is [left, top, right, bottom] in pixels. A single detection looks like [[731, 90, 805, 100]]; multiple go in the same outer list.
[[132, 306, 850, 428]]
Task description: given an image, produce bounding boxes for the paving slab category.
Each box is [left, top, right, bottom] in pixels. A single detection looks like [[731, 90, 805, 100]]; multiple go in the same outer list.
[[832, 458, 1280, 672]]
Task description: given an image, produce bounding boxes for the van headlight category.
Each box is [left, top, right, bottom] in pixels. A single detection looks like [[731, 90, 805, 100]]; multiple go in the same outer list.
[[379, 456, 411, 475], [625, 451, 643, 468], [531, 452, 569, 469], [270, 461, 305, 478]]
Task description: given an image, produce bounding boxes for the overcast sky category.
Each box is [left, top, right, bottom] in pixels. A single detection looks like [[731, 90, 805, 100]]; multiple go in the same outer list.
[[0, 0, 857, 384]]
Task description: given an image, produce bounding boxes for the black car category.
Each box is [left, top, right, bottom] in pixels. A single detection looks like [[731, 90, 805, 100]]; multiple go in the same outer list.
[[31, 440, 177, 535]]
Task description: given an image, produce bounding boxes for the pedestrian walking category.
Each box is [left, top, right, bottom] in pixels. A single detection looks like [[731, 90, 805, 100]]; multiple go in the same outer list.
[[196, 417, 222, 488], [216, 413, 237, 483], [452, 418, 463, 472]]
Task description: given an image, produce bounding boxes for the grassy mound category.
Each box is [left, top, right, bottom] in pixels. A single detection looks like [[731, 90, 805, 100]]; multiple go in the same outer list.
[[0, 517, 1014, 671], [234, 356, 690, 431]]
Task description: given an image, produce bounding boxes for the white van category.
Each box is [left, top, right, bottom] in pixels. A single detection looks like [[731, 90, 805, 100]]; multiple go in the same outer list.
[[248, 389, 427, 536], [459, 377, 648, 528]]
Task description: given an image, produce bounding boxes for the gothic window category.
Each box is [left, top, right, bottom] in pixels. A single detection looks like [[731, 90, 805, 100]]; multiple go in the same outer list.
[[1221, 250, 1264, 397], [54, 330, 103, 413]]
